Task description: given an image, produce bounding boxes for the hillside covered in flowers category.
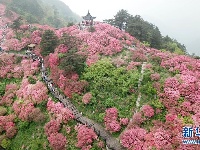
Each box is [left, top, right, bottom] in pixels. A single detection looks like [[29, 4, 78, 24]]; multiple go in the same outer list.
[[0, 3, 200, 150]]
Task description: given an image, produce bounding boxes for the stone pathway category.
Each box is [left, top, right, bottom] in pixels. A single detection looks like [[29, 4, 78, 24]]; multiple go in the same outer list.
[[135, 61, 147, 112], [0, 26, 124, 149]]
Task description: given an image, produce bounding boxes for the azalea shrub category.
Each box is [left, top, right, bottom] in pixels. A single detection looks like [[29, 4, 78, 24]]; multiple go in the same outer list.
[[75, 124, 97, 150], [47, 98, 74, 123], [0, 83, 18, 106], [104, 108, 121, 133], [16, 78, 48, 104]]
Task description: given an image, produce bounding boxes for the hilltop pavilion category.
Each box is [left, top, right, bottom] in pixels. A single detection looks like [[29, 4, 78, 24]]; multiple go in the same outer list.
[[82, 10, 96, 26]]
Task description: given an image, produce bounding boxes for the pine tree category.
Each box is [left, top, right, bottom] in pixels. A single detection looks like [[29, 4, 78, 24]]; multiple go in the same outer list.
[[40, 30, 58, 56]]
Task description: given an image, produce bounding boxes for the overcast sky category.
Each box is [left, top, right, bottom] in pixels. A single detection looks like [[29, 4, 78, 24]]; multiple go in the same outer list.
[[61, 0, 200, 56]]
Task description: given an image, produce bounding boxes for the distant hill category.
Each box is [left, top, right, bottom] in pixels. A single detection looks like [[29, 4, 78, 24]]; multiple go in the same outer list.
[[0, 0, 82, 27], [41, 0, 81, 23]]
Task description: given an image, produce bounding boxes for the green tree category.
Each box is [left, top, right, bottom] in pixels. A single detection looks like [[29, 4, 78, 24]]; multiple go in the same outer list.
[[150, 26, 162, 49], [60, 33, 81, 50], [40, 30, 58, 56], [105, 10, 187, 53], [59, 33, 85, 74], [67, 22, 74, 27], [10, 17, 22, 31], [113, 9, 130, 30], [126, 15, 154, 43], [162, 36, 186, 54], [59, 49, 86, 75]]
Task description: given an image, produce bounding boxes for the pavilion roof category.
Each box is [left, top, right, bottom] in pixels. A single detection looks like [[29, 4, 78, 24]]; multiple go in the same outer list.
[[28, 44, 36, 48], [82, 10, 96, 20]]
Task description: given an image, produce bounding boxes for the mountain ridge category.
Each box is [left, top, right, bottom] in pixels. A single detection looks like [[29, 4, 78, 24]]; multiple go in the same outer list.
[[0, 0, 82, 27]]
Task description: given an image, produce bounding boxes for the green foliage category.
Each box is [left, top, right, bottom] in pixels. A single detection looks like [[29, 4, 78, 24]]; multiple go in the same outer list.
[[0, 82, 6, 96], [67, 22, 74, 27], [81, 59, 138, 120], [150, 100, 167, 122], [126, 15, 162, 49], [114, 9, 130, 30], [41, 0, 81, 23], [18, 121, 30, 131], [83, 59, 139, 97], [15, 56, 23, 64], [162, 35, 186, 54], [104, 9, 130, 30], [59, 49, 86, 75], [88, 26, 96, 32], [60, 33, 81, 50], [9, 0, 44, 20], [142, 41, 150, 47], [174, 47, 185, 55], [139, 70, 157, 105], [1, 138, 11, 149], [4, 0, 81, 27], [141, 70, 152, 84], [40, 30, 58, 56], [25, 13, 39, 24], [151, 99, 164, 109], [178, 97, 185, 104], [28, 76, 36, 84], [0, 107, 7, 116], [10, 17, 22, 31], [105, 10, 186, 53], [10, 122, 49, 150], [181, 116, 193, 124], [140, 82, 157, 97]]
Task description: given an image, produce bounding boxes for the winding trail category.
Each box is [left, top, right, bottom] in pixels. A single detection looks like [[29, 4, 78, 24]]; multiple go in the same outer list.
[[123, 45, 148, 127], [0, 26, 124, 150], [0, 21, 149, 150], [135, 61, 147, 112]]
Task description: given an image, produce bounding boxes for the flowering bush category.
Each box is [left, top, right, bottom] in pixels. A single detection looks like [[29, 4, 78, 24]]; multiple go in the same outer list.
[[131, 112, 144, 125], [150, 73, 160, 81], [0, 115, 17, 138], [120, 127, 147, 149], [44, 120, 60, 137], [153, 127, 172, 149], [48, 132, 67, 150], [31, 30, 42, 44], [6, 125, 17, 138], [56, 44, 68, 53], [13, 100, 45, 122], [132, 49, 147, 62], [56, 73, 88, 98], [47, 99, 74, 123], [75, 124, 97, 149], [104, 108, 121, 132], [16, 78, 48, 104], [0, 84, 18, 106], [82, 93, 92, 104], [112, 57, 126, 67], [21, 59, 40, 77], [49, 53, 59, 68], [119, 118, 129, 126], [141, 105, 154, 118], [126, 61, 141, 70], [85, 54, 99, 66]]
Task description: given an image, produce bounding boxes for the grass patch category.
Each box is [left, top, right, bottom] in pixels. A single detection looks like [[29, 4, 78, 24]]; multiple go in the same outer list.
[[9, 122, 50, 150]]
